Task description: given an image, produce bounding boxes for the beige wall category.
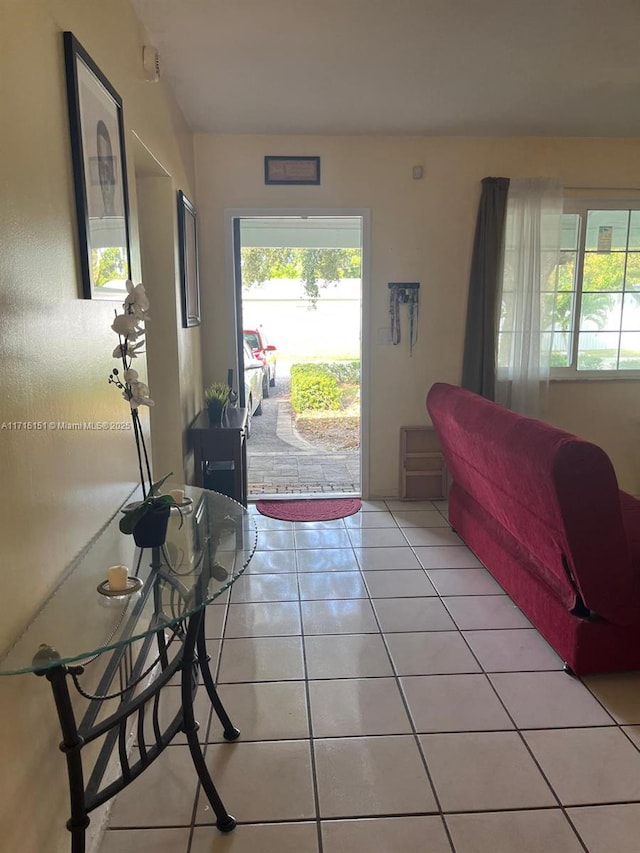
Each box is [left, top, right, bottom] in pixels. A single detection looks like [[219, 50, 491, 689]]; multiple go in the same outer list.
[[195, 134, 640, 496], [0, 1, 200, 849]]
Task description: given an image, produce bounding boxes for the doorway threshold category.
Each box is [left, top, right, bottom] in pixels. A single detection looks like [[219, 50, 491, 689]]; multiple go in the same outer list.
[[250, 489, 360, 502]]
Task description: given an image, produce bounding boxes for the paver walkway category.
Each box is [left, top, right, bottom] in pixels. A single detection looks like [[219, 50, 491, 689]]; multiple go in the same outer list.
[[247, 375, 360, 497]]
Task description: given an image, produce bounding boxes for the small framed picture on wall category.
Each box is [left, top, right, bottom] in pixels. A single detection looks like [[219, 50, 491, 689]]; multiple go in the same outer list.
[[264, 156, 321, 185], [177, 190, 201, 327]]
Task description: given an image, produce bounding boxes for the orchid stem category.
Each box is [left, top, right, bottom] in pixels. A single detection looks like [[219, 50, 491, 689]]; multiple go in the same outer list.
[[130, 410, 148, 499], [138, 415, 153, 491]]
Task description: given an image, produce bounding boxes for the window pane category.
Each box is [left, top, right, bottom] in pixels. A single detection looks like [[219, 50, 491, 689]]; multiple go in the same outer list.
[[579, 293, 622, 331], [582, 252, 625, 292], [541, 293, 555, 328], [630, 212, 640, 251], [585, 210, 629, 251], [551, 252, 576, 292], [549, 331, 572, 367], [497, 332, 512, 369], [577, 332, 620, 370], [626, 252, 640, 290], [622, 293, 640, 331], [560, 214, 580, 251], [556, 206, 640, 373], [543, 290, 575, 334], [499, 292, 515, 333], [619, 332, 640, 369]]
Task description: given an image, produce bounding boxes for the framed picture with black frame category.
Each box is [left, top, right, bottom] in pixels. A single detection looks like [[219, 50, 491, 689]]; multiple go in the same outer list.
[[63, 31, 131, 300], [177, 190, 201, 327], [264, 155, 321, 185]]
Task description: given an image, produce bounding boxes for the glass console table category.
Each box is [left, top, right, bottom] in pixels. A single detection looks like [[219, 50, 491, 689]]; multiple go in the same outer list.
[[0, 487, 257, 853]]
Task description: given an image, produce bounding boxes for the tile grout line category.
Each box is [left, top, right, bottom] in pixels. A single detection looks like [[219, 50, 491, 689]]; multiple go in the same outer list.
[[293, 529, 325, 853], [359, 499, 457, 849]]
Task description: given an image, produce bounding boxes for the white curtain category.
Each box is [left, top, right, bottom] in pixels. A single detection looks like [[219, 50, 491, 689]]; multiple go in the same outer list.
[[496, 177, 563, 417]]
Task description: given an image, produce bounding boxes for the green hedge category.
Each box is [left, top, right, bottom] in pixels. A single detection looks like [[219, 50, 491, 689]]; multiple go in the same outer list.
[[324, 360, 360, 383], [290, 361, 361, 412], [290, 363, 341, 412]]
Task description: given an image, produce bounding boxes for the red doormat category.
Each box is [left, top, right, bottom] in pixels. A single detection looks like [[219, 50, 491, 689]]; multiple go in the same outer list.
[[256, 498, 362, 522]]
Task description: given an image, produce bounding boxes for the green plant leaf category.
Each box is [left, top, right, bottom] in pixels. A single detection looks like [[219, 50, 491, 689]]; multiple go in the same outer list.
[[204, 383, 231, 403], [152, 494, 175, 506], [119, 472, 175, 535], [119, 504, 148, 534], [149, 472, 173, 496]]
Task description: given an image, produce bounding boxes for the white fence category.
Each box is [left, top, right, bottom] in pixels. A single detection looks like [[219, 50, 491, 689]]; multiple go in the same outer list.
[[242, 279, 361, 361]]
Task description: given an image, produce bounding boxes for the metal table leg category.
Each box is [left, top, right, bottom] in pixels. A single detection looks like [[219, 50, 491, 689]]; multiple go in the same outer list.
[[197, 616, 240, 741], [34, 649, 90, 853], [181, 609, 237, 831]]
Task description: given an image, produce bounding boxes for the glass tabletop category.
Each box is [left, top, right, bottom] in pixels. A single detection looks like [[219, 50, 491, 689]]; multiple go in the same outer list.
[[0, 487, 257, 676]]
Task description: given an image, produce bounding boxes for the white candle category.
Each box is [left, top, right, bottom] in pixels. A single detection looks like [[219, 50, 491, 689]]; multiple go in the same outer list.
[[107, 565, 129, 592], [169, 489, 184, 505]]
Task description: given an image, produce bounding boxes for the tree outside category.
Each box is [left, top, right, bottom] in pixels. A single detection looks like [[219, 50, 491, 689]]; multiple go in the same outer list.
[[92, 246, 127, 288], [241, 246, 361, 306]]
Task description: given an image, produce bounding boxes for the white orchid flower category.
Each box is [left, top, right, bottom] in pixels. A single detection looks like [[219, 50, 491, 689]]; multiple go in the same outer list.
[[128, 381, 155, 409], [124, 281, 150, 318], [112, 313, 143, 339], [108, 280, 156, 499], [112, 341, 144, 359]]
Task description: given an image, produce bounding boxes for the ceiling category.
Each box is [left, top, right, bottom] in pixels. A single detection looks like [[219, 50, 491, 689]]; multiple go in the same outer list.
[[131, 0, 640, 137]]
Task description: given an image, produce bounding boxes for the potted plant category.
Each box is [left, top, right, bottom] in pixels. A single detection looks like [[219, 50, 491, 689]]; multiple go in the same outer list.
[[108, 282, 186, 548], [119, 473, 182, 548], [205, 382, 231, 426]]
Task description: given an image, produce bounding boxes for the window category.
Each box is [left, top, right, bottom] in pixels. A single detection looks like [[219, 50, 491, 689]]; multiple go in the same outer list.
[[243, 331, 260, 350], [548, 200, 640, 376]]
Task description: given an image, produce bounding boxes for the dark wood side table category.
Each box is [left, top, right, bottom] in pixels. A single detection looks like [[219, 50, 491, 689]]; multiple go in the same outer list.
[[189, 408, 249, 506]]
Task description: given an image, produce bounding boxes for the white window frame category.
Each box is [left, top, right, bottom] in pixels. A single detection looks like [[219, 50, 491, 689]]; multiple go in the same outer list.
[[551, 197, 640, 381]]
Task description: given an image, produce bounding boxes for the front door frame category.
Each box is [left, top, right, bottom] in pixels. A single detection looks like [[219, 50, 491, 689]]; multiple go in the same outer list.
[[224, 207, 371, 499]]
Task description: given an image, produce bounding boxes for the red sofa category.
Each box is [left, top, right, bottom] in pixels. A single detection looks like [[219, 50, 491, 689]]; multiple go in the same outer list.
[[426, 382, 640, 675]]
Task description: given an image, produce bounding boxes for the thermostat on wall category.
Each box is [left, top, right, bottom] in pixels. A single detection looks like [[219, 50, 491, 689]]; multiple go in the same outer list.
[[143, 46, 160, 82]]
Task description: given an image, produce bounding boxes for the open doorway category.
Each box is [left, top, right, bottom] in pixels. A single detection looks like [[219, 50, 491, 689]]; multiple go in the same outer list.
[[231, 214, 364, 499]]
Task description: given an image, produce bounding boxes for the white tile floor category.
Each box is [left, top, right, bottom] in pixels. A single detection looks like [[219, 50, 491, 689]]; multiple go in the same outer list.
[[99, 500, 640, 852]]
